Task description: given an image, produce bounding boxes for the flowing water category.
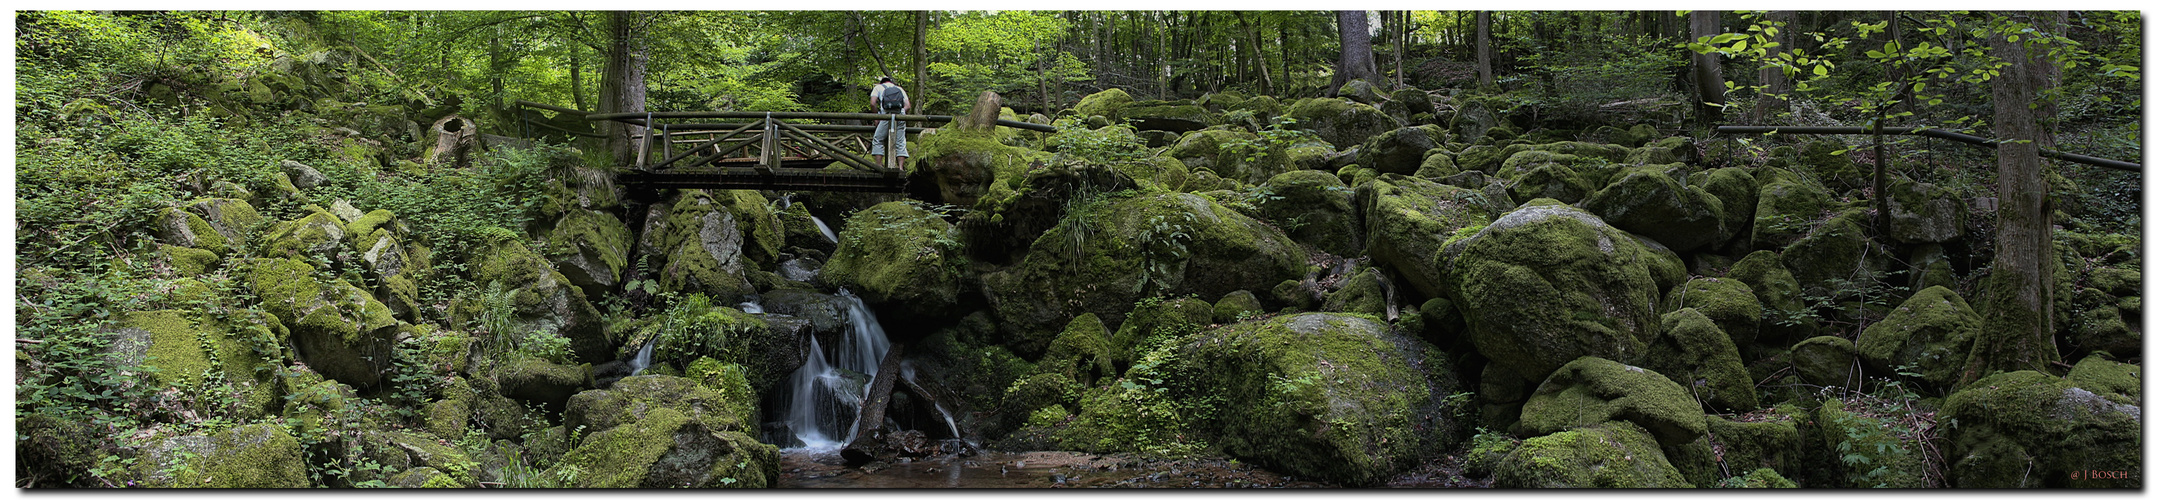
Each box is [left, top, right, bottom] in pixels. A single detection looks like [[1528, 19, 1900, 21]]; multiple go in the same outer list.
[[626, 341, 655, 376], [778, 288, 892, 450], [812, 216, 838, 243]]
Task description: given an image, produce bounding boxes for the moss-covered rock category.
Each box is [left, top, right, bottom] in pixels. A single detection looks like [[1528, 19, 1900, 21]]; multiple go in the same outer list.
[[1704, 413, 1800, 482], [1796, 140, 1865, 190], [1750, 168, 1837, 250], [1438, 203, 1668, 382], [1212, 290, 1264, 324], [639, 190, 777, 303], [469, 235, 609, 363], [1580, 166, 1727, 252], [106, 310, 284, 419], [543, 208, 632, 298], [1448, 96, 1509, 144], [1285, 97, 1399, 149], [1728, 250, 1816, 342], [1647, 308, 1757, 411], [1357, 174, 1497, 298], [566, 374, 757, 444], [1257, 169, 1362, 256], [1074, 88, 1136, 121], [547, 406, 778, 488], [496, 354, 590, 414], [1506, 164, 1595, 205], [1790, 335, 1856, 387], [1493, 420, 1692, 488], [981, 192, 1309, 357], [1780, 210, 1890, 297], [1109, 296, 1212, 364], [1699, 168, 1757, 244], [1940, 370, 2141, 488], [1155, 313, 1464, 486], [1884, 178, 1967, 244], [1039, 313, 1117, 387], [1807, 399, 1926, 488], [822, 201, 966, 321], [343, 209, 423, 321], [2065, 355, 2140, 402], [1855, 286, 1980, 388], [1321, 266, 1389, 316], [126, 423, 310, 488], [1517, 356, 1707, 446], [345, 430, 481, 488], [1716, 468, 1797, 488], [245, 257, 398, 388], [915, 127, 1046, 208], [159, 244, 220, 277], [259, 209, 348, 261], [1359, 125, 1447, 175], [1663, 277, 1763, 348]]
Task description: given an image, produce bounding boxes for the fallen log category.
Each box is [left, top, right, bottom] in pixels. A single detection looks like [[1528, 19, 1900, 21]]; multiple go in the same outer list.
[[841, 344, 905, 465]]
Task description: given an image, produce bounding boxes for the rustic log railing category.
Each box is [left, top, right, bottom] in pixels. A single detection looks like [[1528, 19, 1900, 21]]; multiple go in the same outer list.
[[1715, 125, 2141, 172]]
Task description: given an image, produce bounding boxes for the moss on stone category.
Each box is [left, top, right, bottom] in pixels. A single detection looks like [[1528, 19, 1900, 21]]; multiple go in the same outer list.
[[823, 201, 966, 319], [1750, 170, 1838, 250], [1438, 203, 1668, 382], [159, 244, 220, 277], [1790, 336, 1856, 388], [1506, 164, 1595, 205], [1212, 290, 1264, 323], [1493, 420, 1692, 488], [1728, 250, 1815, 342], [1321, 266, 1389, 316], [1074, 88, 1135, 121], [1716, 468, 1797, 488], [1041, 313, 1117, 386], [1663, 277, 1763, 347], [1257, 169, 1362, 256], [1357, 174, 1496, 298], [1700, 167, 1757, 240], [2065, 355, 2140, 403], [129, 423, 310, 488], [1649, 308, 1757, 412], [1855, 286, 1980, 388], [1705, 414, 1800, 481], [549, 406, 779, 488], [1110, 296, 1212, 364], [471, 235, 609, 363], [1516, 356, 1707, 446], [260, 209, 347, 260], [1809, 399, 1926, 488], [1580, 166, 1727, 252], [1285, 97, 1398, 149], [542, 208, 632, 293]]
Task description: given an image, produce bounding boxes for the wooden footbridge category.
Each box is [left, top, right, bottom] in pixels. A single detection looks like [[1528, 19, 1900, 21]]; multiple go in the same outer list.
[[515, 100, 1056, 193]]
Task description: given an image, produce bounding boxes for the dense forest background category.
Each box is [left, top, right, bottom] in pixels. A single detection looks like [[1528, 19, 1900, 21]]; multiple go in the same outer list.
[[12, 10, 2144, 489]]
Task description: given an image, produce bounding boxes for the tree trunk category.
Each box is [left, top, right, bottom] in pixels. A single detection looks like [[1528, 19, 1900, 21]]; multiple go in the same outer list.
[[1752, 10, 1795, 119], [1961, 12, 2060, 385], [1329, 10, 1380, 97], [1243, 13, 1274, 95], [915, 10, 929, 110], [1689, 10, 1728, 123], [1392, 11, 1407, 89], [1475, 11, 1494, 88], [570, 45, 586, 111], [599, 11, 648, 167]]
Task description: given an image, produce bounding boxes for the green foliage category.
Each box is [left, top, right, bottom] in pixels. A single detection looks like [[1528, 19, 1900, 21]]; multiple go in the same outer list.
[[926, 11, 1090, 108], [1516, 33, 1687, 121]]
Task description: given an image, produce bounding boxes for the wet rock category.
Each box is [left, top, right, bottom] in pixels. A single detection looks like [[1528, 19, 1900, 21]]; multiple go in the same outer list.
[[823, 201, 966, 323]]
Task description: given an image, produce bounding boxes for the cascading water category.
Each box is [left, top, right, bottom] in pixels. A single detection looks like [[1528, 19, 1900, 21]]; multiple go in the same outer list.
[[780, 288, 893, 450], [738, 301, 765, 314], [812, 216, 838, 243], [627, 341, 656, 376]]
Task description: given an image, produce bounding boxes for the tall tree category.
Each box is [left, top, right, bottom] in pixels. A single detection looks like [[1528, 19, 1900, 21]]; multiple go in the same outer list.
[[1239, 12, 1274, 94], [914, 10, 928, 109], [1329, 10, 1379, 96], [1750, 10, 1795, 119], [1961, 11, 2062, 385], [1689, 10, 1727, 122], [1475, 11, 1494, 88], [598, 11, 649, 166]]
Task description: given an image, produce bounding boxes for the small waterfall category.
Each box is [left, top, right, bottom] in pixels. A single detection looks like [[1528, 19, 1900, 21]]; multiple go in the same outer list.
[[780, 287, 894, 450], [627, 341, 656, 376], [738, 301, 765, 314], [812, 215, 838, 243]]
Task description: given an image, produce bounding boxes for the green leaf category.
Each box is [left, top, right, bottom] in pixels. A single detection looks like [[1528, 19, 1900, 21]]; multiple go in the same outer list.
[[1814, 65, 1830, 77]]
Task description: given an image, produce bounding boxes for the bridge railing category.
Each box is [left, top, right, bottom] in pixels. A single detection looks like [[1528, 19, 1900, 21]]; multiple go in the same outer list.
[[573, 110, 1054, 174]]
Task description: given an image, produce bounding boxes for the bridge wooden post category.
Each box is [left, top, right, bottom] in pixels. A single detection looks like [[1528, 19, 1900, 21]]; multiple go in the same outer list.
[[758, 113, 777, 179]]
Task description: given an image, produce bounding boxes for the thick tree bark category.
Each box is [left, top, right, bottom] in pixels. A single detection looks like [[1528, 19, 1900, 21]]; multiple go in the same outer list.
[[914, 11, 929, 110], [1961, 13, 2060, 385], [1475, 11, 1494, 88], [1329, 10, 1380, 97], [599, 11, 648, 167], [1689, 10, 1728, 123]]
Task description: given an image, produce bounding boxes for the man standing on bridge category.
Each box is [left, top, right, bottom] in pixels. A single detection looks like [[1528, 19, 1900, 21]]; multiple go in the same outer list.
[[870, 76, 911, 170]]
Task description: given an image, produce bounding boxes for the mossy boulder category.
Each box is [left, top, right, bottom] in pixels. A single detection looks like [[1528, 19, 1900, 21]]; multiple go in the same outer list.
[[1257, 169, 1362, 255], [158, 209, 233, 255], [343, 209, 423, 321], [496, 354, 590, 414], [1749, 169, 1837, 249], [1940, 370, 2141, 488], [639, 190, 780, 303], [1704, 414, 1800, 482], [542, 208, 632, 298], [1156, 313, 1464, 486], [1322, 266, 1389, 316], [245, 257, 398, 388], [1211, 290, 1264, 323], [914, 127, 1043, 208], [344, 430, 481, 488], [1807, 400, 1926, 488], [1414, 151, 1461, 179], [1285, 97, 1399, 148], [159, 244, 220, 277], [1493, 420, 1692, 488], [470, 235, 610, 363], [1790, 336, 1856, 388], [16, 413, 107, 487], [1122, 103, 1212, 132], [1646, 309, 1756, 411], [1796, 140, 1865, 190], [1662, 277, 1763, 348], [565, 374, 758, 445], [1855, 286, 1980, 388], [547, 406, 778, 488], [1038, 313, 1117, 387], [981, 192, 1309, 356], [1580, 166, 1727, 252], [1109, 296, 1213, 364], [1884, 178, 1968, 244], [1359, 125, 1447, 175], [1073, 88, 1136, 121], [1448, 96, 1508, 144], [259, 209, 347, 261], [1165, 128, 1278, 184], [2065, 355, 2140, 402], [1438, 203, 1669, 382], [1357, 175, 1498, 298], [1716, 468, 1797, 488], [1506, 164, 1595, 205], [1697, 168, 1757, 237], [822, 201, 966, 322], [1780, 210, 1889, 297], [126, 423, 310, 488], [1516, 356, 1707, 447], [107, 310, 284, 419], [1728, 250, 1815, 342]]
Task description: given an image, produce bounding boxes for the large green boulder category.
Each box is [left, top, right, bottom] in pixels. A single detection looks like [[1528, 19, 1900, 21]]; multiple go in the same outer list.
[[547, 406, 778, 488], [156, 197, 262, 257], [914, 127, 1043, 208], [1516, 356, 1707, 447], [1257, 169, 1362, 256], [342, 209, 423, 321], [1809, 400, 1926, 488], [639, 190, 779, 303], [1073, 88, 1136, 121], [822, 201, 966, 322], [1884, 178, 1967, 244], [1790, 335, 1856, 388], [543, 208, 633, 298], [1506, 163, 1596, 205], [1494, 420, 1692, 488], [1438, 202, 1670, 382], [1163, 129, 1265, 184], [1779, 210, 1889, 297], [1037, 313, 1117, 387], [344, 430, 481, 488], [125, 424, 310, 488], [1357, 174, 1498, 298], [1703, 414, 1800, 482], [1285, 97, 1399, 148], [1855, 286, 1980, 388], [1156, 313, 1464, 486], [259, 209, 347, 261], [107, 310, 284, 419], [981, 192, 1309, 356], [1580, 166, 1727, 252], [1698, 168, 1758, 242], [246, 257, 398, 388], [1109, 296, 1213, 364], [1662, 277, 1763, 348], [2065, 355, 2140, 402], [565, 374, 759, 444], [1646, 308, 1756, 412], [1359, 125, 1447, 175], [1940, 370, 2141, 488], [496, 354, 590, 414], [1728, 250, 1816, 342], [470, 235, 610, 363], [1749, 168, 1838, 250]]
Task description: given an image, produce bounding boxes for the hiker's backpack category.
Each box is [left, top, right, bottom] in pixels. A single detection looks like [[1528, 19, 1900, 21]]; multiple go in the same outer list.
[[877, 84, 907, 113]]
